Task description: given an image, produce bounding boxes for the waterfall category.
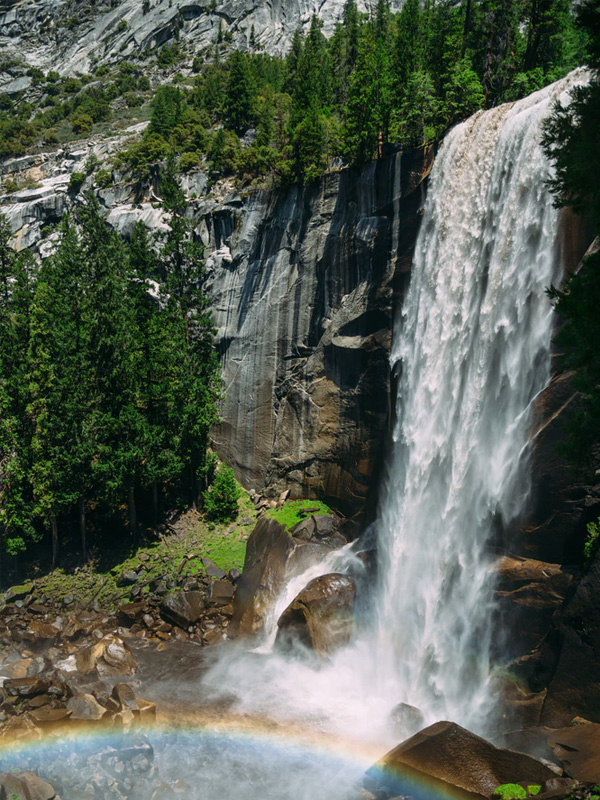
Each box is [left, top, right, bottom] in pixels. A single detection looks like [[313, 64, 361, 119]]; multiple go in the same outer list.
[[203, 71, 587, 748], [372, 71, 586, 733]]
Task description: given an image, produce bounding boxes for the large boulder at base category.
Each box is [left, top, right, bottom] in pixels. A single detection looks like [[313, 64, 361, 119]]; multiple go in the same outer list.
[[276, 573, 355, 656], [75, 634, 137, 677], [159, 590, 205, 629], [365, 721, 556, 800], [229, 517, 296, 638], [547, 723, 600, 782], [229, 516, 344, 639], [0, 771, 56, 800]]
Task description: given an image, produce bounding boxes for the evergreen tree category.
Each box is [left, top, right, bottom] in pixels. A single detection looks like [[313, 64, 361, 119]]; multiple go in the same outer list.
[[225, 51, 256, 134]]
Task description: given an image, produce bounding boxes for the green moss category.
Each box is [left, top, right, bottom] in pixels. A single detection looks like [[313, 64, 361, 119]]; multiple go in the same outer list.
[[32, 503, 255, 608], [527, 787, 541, 796], [266, 499, 334, 531], [494, 785, 527, 800]]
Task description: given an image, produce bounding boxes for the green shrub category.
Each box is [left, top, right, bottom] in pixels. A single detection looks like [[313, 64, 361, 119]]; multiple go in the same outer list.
[[117, 18, 128, 33], [67, 171, 86, 194], [4, 180, 19, 194], [493, 785, 527, 800], [72, 113, 93, 135], [179, 150, 202, 171], [203, 465, 241, 522], [95, 168, 113, 188], [124, 91, 143, 107], [527, 787, 541, 797], [585, 518, 600, 563], [138, 75, 151, 91]]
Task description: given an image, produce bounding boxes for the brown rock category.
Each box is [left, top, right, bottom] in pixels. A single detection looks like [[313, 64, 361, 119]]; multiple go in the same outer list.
[[27, 706, 71, 727], [111, 683, 138, 712], [547, 723, 600, 782], [276, 573, 355, 656], [0, 771, 56, 800], [209, 580, 235, 605], [160, 591, 205, 629], [67, 693, 106, 721], [76, 634, 137, 677], [4, 677, 48, 698], [366, 721, 556, 800], [204, 629, 224, 646]]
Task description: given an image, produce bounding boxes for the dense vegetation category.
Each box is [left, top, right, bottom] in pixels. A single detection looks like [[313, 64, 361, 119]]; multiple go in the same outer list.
[[0, 0, 588, 187], [0, 161, 223, 570], [543, 0, 600, 463]]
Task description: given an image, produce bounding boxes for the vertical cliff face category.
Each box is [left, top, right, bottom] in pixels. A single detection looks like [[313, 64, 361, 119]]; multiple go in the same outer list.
[[206, 148, 433, 513]]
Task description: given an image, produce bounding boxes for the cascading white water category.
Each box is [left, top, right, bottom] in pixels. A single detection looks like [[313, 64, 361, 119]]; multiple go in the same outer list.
[[372, 76, 572, 733], [203, 71, 587, 749]]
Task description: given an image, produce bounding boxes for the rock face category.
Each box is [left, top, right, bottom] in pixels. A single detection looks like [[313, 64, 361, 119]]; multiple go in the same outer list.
[[276, 573, 355, 655], [209, 148, 433, 513], [366, 721, 556, 800], [547, 723, 600, 782], [0, 0, 403, 76]]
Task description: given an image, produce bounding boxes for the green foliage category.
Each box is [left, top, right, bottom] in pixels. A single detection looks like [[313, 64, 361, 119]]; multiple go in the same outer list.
[[95, 168, 113, 188], [203, 464, 242, 522], [67, 172, 86, 194], [543, 0, 600, 462], [72, 113, 93, 135], [527, 787, 541, 796], [267, 499, 334, 530], [493, 785, 527, 800], [585, 518, 600, 563], [0, 169, 220, 566]]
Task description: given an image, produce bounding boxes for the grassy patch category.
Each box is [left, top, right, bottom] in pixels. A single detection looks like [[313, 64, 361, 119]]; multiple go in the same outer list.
[[26, 493, 257, 611], [266, 499, 333, 531], [493, 785, 527, 800]]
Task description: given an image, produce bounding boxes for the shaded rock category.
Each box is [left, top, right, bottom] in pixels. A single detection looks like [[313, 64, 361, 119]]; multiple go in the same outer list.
[[160, 591, 205, 629], [0, 771, 56, 800], [209, 580, 235, 606], [547, 723, 600, 782], [3, 677, 48, 698], [27, 706, 70, 727], [313, 515, 339, 537], [276, 573, 355, 656], [366, 721, 556, 800], [4, 583, 34, 603], [67, 693, 106, 721], [290, 517, 316, 541], [494, 556, 574, 659], [76, 634, 136, 677], [539, 544, 600, 726], [202, 558, 227, 579], [117, 570, 138, 587], [111, 683, 138, 713]]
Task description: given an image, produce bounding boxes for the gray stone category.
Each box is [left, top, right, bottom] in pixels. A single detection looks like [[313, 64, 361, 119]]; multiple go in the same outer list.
[[160, 590, 205, 629]]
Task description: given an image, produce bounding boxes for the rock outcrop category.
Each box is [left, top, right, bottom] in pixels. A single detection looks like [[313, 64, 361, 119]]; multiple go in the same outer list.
[[0, 0, 403, 76], [209, 147, 433, 512]]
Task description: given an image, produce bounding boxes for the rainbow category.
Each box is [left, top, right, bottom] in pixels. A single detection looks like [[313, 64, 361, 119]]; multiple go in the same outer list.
[[0, 712, 477, 800]]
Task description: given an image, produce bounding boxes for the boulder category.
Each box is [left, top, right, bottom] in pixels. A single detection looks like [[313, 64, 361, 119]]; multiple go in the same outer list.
[[209, 580, 235, 605], [159, 591, 205, 629], [0, 772, 56, 800], [365, 721, 556, 800], [229, 517, 297, 638], [67, 693, 106, 721], [547, 723, 600, 782], [76, 634, 137, 677], [4, 583, 34, 603], [276, 573, 356, 656], [3, 677, 48, 698], [117, 570, 138, 587]]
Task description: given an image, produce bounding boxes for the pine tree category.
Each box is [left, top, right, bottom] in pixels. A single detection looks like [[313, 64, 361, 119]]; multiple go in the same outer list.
[[225, 51, 256, 134]]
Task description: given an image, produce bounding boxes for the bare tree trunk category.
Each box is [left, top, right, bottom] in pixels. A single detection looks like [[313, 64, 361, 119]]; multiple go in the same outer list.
[[128, 486, 137, 539], [79, 495, 87, 563], [51, 515, 58, 570]]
